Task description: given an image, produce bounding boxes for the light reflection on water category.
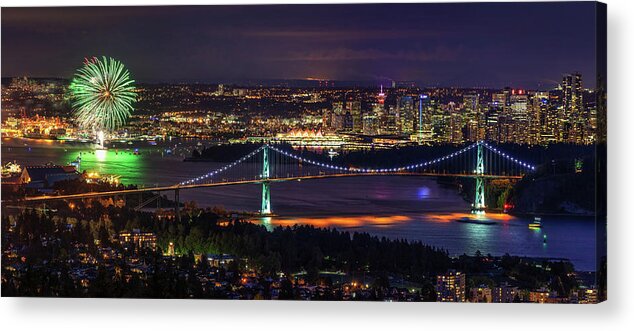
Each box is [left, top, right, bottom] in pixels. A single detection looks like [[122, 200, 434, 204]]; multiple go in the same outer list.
[[2, 138, 598, 271], [250, 212, 596, 271], [254, 215, 413, 228]]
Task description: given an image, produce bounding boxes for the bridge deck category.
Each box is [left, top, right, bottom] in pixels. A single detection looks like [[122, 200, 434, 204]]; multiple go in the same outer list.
[[11, 172, 523, 203]]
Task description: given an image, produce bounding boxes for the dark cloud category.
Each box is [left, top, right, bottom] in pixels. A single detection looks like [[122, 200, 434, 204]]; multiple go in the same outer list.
[[265, 46, 462, 62], [1, 3, 599, 88]]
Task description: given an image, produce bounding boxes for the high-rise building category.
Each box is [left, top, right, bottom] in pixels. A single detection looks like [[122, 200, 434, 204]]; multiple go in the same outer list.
[[486, 98, 503, 142], [432, 104, 450, 143], [562, 72, 584, 143], [448, 102, 464, 144], [510, 92, 528, 113], [330, 101, 344, 131], [347, 100, 363, 133], [497, 112, 515, 144], [436, 270, 466, 302], [397, 96, 415, 134], [529, 91, 549, 145], [508, 91, 529, 144], [384, 105, 400, 134], [492, 93, 507, 110], [463, 94, 479, 114], [322, 109, 333, 131], [463, 94, 483, 142], [584, 91, 598, 144], [362, 113, 379, 135], [377, 85, 386, 105], [418, 94, 434, 143]]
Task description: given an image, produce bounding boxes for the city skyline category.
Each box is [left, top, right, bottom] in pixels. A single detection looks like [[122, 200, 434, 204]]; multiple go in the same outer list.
[[2, 2, 599, 88]]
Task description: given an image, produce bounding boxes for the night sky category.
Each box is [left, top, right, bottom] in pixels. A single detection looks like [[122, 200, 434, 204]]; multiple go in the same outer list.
[[2, 2, 599, 88]]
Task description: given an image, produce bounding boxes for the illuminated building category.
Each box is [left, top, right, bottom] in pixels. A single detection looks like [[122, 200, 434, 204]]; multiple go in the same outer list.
[[510, 91, 528, 114], [397, 95, 415, 134], [436, 270, 466, 302], [343, 111, 354, 131], [347, 100, 363, 133], [274, 129, 345, 147], [448, 102, 464, 144], [492, 92, 507, 110], [330, 101, 345, 131], [118, 229, 157, 250], [206, 254, 236, 268], [528, 287, 550, 303], [20, 165, 79, 189], [431, 104, 450, 143], [485, 98, 503, 141], [470, 285, 492, 303], [377, 85, 386, 104], [580, 287, 598, 304], [0, 116, 74, 139], [384, 105, 400, 134], [362, 113, 379, 135], [463, 94, 485, 142], [529, 91, 549, 144], [418, 94, 434, 144], [497, 112, 515, 143], [464, 94, 479, 114], [562, 72, 584, 143], [371, 100, 394, 135], [495, 90, 530, 144], [492, 283, 519, 303]]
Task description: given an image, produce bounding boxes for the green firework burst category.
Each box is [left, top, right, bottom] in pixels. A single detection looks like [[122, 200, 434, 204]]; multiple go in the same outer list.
[[69, 56, 137, 131]]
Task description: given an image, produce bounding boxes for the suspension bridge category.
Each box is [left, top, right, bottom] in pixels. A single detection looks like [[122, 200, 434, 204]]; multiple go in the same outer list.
[[15, 141, 536, 219]]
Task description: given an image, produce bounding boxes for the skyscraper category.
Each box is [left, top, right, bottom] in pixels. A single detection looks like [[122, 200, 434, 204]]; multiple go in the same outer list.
[[418, 94, 434, 144], [529, 91, 549, 145], [562, 72, 584, 143], [463, 94, 483, 142], [397, 96, 415, 134], [486, 95, 505, 142], [330, 101, 344, 131], [448, 102, 464, 144], [347, 100, 363, 133]]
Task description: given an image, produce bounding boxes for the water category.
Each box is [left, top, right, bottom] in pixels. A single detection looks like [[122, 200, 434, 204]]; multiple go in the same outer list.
[[1, 137, 599, 271]]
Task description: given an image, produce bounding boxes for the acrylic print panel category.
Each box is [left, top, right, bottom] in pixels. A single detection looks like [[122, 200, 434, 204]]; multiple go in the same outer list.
[[0, 2, 606, 303]]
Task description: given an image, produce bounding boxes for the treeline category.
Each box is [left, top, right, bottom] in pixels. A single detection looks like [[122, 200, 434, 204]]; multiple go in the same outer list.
[[507, 154, 599, 215], [3, 203, 452, 282], [143, 213, 452, 281]]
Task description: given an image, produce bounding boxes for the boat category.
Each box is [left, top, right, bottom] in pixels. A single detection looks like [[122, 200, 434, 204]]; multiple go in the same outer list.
[[529, 217, 542, 229]]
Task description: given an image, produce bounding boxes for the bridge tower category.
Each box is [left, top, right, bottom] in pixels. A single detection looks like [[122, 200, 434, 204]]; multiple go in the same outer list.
[[472, 142, 486, 214], [261, 145, 272, 215]]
